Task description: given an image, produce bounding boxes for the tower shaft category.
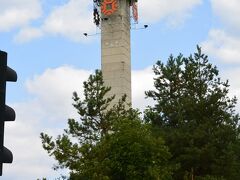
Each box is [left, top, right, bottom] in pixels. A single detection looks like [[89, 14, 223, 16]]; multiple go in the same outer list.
[[101, 0, 131, 105]]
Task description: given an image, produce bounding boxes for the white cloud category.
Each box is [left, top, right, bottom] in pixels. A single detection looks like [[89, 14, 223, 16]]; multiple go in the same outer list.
[[14, 27, 43, 43], [42, 0, 95, 42], [139, 0, 202, 26], [223, 68, 240, 113], [4, 101, 60, 180], [4, 66, 91, 179], [25, 66, 91, 121], [132, 67, 155, 111], [211, 0, 240, 33], [201, 1, 240, 64], [202, 29, 240, 63], [0, 0, 42, 32], [14, 0, 95, 43]]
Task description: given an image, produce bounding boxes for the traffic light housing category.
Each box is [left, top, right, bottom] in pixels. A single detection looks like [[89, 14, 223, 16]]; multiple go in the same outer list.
[[0, 51, 17, 176]]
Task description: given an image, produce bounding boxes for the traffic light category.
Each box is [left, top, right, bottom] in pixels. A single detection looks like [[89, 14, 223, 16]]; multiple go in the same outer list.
[[0, 51, 17, 176]]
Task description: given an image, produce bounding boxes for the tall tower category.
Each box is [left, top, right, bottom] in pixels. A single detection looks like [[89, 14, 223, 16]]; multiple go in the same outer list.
[[93, 0, 138, 105], [101, 0, 131, 105]]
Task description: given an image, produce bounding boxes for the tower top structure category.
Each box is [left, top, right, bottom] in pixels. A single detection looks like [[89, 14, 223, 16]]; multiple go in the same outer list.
[[93, 0, 138, 27]]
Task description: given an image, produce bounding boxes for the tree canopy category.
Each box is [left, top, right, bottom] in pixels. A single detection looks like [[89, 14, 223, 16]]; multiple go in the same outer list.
[[145, 46, 240, 179], [41, 70, 173, 179]]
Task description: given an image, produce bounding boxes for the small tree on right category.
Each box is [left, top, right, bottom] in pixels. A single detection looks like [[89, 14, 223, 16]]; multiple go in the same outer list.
[[145, 46, 240, 179]]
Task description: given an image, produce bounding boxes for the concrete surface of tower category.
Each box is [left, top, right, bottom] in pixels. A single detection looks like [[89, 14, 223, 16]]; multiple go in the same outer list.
[[100, 0, 132, 106]]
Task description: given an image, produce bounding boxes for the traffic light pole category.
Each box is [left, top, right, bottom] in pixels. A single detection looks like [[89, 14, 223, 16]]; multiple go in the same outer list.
[[0, 51, 17, 176], [0, 52, 7, 175]]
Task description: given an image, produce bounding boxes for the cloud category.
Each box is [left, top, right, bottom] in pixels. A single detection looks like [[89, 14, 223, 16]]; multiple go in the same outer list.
[[4, 101, 61, 180], [139, 0, 202, 26], [0, 0, 42, 32], [42, 0, 95, 42], [14, 27, 43, 43], [223, 68, 240, 113], [200, 1, 240, 64], [211, 0, 240, 33], [25, 66, 92, 121], [4, 66, 91, 179], [14, 0, 95, 43], [201, 29, 240, 63], [132, 67, 155, 111]]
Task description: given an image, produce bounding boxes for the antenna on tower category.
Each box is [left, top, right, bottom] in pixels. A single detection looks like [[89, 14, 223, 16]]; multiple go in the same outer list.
[[83, 32, 101, 37], [131, 24, 149, 30]]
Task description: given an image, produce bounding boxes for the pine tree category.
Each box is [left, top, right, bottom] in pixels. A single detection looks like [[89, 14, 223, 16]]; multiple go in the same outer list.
[[41, 70, 173, 179], [145, 46, 240, 179]]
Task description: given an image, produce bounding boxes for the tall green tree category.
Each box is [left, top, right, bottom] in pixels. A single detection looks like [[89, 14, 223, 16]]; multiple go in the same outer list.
[[145, 46, 240, 179], [41, 70, 173, 179]]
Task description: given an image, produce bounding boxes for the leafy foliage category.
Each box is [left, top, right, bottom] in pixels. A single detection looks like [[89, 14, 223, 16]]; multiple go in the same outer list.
[[41, 70, 173, 179], [145, 46, 240, 179], [72, 118, 174, 179]]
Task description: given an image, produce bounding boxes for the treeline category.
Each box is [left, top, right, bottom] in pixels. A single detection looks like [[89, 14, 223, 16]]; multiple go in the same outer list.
[[40, 46, 240, 180]]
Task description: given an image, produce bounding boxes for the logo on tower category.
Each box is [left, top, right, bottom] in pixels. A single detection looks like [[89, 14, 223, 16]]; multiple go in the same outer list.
[[101, 0, 118, 16]]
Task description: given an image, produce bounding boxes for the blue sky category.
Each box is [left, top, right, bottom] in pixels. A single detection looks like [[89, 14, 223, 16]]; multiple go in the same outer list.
[[1, 0, 240, 179]]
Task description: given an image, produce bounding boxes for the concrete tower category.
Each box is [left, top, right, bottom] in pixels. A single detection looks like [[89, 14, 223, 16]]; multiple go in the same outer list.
[[100, 0, 131, 105]]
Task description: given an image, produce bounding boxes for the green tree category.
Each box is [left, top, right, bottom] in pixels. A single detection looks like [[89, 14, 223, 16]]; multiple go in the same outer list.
[[145, 46, 240, 179], [41, 70, 173, 179], [71, 118, 174, 180]]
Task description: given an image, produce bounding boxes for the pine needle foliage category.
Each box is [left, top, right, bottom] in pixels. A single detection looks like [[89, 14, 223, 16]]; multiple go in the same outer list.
[[145, 46, 240, 179], [41, 70, 173, 179]]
